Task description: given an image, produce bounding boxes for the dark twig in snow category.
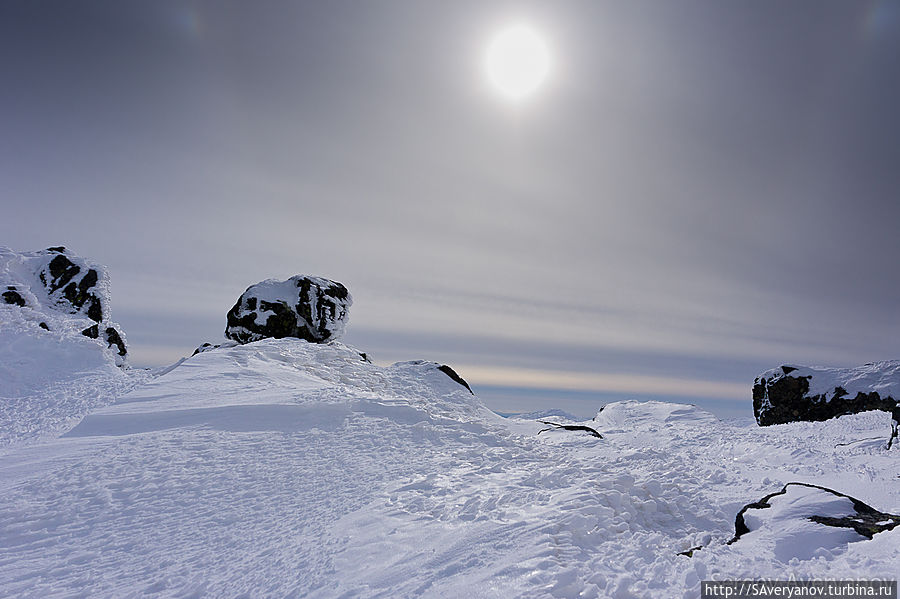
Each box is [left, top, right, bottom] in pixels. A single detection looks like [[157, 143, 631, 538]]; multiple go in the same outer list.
[[537, 420, 602, 438]]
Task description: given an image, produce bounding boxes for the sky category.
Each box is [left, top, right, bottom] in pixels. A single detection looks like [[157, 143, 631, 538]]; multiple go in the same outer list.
[[2, 1, 899, 419]]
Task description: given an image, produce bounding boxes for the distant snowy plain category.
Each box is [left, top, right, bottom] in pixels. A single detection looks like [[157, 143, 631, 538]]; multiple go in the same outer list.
[[1, 326, 898, 597]]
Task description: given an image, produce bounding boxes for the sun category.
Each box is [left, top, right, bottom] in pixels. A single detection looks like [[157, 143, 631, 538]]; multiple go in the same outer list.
[[484, 24, 550, 101]]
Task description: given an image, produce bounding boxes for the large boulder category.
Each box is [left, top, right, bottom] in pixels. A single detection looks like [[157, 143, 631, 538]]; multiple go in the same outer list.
[[0, 246, 127, 363], [753, 362, 899, 426], [225, 276, 352, 345]]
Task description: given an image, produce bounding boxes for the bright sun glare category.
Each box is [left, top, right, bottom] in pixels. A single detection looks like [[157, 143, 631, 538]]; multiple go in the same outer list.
[[484, 24, 550, 101]]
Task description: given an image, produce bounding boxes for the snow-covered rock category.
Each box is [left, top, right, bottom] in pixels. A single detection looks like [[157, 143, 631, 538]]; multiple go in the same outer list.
[[729, 483, 900, 561], [0, 247, 147, 447], [753, 362, 900, 426], [225, 275, 352, 344], [0, 246, 127, 362]]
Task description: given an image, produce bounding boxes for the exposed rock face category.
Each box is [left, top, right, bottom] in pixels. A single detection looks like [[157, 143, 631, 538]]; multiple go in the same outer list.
[[225, 276, 352, 345], [0, 246, 128, 364], [728, 483, 900, 561], [80, 324, 127, 358], [3, 285, 27, 307], [753, 362, 899, 426], [38, 248, 105, 322], [192, 341, 238, 356], [890, 405, 900, 450], [437, 364, 473, 394]]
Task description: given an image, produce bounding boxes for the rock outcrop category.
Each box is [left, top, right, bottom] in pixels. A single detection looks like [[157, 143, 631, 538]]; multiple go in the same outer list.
[[753, 362, 899, 426], [0, 246, 128, 363], [37, 247, 106, 322], [225, 276, 352, 345]]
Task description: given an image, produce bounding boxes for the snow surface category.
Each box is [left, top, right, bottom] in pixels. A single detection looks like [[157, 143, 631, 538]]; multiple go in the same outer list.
[[1, 339, 899, 598], [0, 306, 146, 450], [515, 409, 581, 422]]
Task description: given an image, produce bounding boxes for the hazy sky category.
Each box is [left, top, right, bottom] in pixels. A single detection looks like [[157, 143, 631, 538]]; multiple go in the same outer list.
[[2, 1, 899, 418]]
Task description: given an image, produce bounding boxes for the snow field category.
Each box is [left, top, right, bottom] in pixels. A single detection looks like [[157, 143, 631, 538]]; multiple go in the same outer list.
[[0, 339, 898, 598]]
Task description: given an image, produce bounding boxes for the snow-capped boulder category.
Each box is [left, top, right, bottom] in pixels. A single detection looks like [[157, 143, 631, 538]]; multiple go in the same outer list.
[[0, 246, 127, 363], [225, 276, 352, 344], [753, 362, 899, 426], [728, 483, 900, 561]]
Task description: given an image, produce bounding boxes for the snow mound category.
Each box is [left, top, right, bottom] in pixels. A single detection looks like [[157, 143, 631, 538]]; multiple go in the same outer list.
[[594, 399, 719, 431], [66, 339, 495, 439], [514, 409, 580, 421], [730, 483, 900, 561]]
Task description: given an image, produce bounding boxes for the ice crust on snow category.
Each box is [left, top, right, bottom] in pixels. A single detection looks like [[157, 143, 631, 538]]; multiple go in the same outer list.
[[1, 337, 898, 597]]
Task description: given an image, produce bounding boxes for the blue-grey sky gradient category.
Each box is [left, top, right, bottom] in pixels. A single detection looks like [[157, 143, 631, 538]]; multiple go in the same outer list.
[[2, 1, 899, 419]]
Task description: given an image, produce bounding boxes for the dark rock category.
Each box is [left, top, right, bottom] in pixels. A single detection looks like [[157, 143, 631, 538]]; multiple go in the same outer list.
[[677, 546, 703, 557], [225, 276, 352, 345], [191, 341, 238, 356], [81, 324, 126, 356], [437, 364, 473, 394], [193, 343, 218, 356], [38, 250, 105, 322], [104, 326, 127, 357], [537, 420, 603, 438], [39, 322, 49, 330], [2, 286, 26, 307], [753, 362, 898, 426], [889, 406, 900, 450]]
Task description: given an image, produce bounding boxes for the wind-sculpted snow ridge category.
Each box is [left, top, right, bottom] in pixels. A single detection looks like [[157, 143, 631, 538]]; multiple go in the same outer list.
[[0, 339, 899, 598]]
